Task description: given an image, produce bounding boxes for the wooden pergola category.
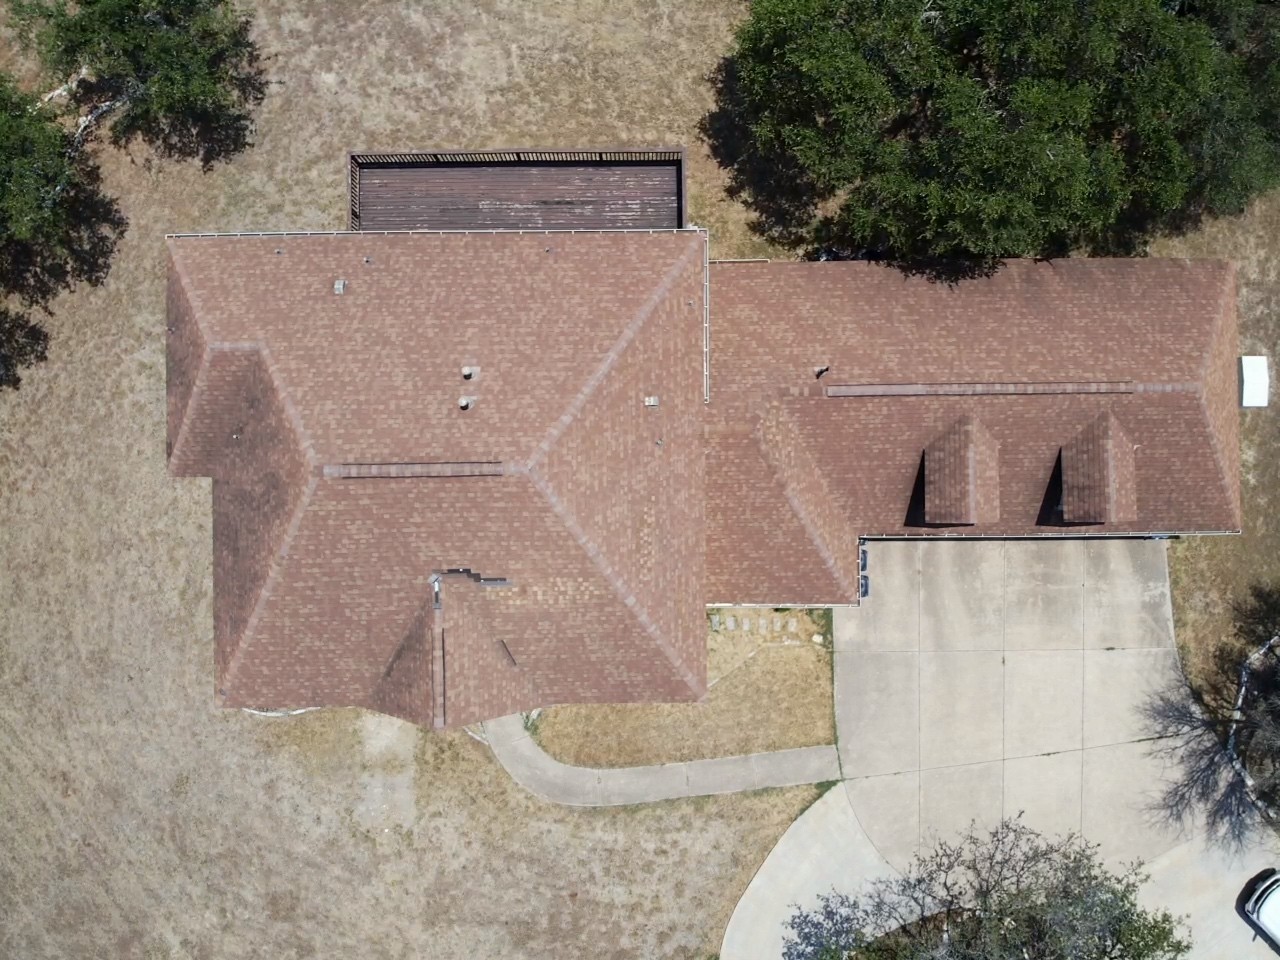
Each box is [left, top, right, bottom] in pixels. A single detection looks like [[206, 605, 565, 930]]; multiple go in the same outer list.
[[348, 149, 686, 232]]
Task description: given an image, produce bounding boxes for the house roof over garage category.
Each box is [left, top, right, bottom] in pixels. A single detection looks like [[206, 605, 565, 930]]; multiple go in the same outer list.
[[704, 258, 1241, 604]]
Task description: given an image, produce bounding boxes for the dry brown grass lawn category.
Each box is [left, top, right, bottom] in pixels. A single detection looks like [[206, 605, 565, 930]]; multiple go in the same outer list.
[[0, 3, 818, 958], [534, 616, 835, 768], [1152, 194, 1280, 687]]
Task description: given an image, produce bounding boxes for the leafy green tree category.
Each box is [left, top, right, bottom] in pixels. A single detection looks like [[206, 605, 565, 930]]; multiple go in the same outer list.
[[0, 72, 124, 388], [1, 75, 82, 263], [711, 0, 1280, 262], [11, 0, 267, 165], [784, 819, 1189, 960]]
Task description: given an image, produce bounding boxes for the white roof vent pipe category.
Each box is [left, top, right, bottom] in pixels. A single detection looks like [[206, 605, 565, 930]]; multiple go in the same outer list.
[[1242, 356, 1270, 408]]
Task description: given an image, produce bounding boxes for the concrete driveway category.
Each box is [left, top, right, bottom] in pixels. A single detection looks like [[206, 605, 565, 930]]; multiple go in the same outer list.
[[722, 539, 1280, 959], [838, 538, 1183, 870]]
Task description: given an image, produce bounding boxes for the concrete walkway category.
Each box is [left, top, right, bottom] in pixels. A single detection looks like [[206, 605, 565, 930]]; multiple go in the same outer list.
[[721, 785, 897, 959], [482, 713, 840, 807]]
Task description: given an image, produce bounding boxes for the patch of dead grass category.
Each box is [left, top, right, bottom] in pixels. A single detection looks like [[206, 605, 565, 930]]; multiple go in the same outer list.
[[254, 707, 366, 776], [533, 640, 834, 768]]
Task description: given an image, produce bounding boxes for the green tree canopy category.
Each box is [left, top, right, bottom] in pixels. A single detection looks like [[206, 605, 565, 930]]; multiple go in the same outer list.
[[12, 0, 267, 165], [0, 72, 125, 302], [712, 0, 1280, 262], [784, 819, 1189, 960], [0, 72, 123, 388], [0, 75, 81, 256], [0, 75, 66, 388]]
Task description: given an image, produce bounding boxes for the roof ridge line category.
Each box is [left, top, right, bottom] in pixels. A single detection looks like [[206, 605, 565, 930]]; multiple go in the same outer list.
[[437, 577, 543, 725], [524, 233, 705, 472], [165, 227, 704, 239], [524, 469, 703, 698], [257, 342, 318, 468], [218, 471, 320, 704], [1196, 380, 1242, 532], [1199, 261, 1238, 385], [167, 342, 268, 469]]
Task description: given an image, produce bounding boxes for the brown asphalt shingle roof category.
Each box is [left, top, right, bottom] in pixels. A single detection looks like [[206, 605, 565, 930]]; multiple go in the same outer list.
[[924, 415, 1000, 525], [706, 258, 1240, 603], [1062, 412, 1138, 523], [168, 230, 708, 725], [168, 229, 1241, 723]]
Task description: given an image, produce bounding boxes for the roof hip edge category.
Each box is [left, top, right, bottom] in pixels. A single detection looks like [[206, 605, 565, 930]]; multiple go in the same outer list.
[[1195, 262, 1243, 528], [754, 405, 861, 599], [217, 472, 320, 704], [524, 468, 703, 698], [524, 231, 705, 471]]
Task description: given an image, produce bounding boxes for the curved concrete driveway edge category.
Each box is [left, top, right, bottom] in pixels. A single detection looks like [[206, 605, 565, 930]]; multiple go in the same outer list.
[[721, 785, 898, 960], [482, 714, 841, 807]]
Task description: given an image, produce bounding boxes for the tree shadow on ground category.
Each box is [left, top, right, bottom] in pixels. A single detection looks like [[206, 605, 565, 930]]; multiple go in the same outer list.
[[698, 56, 831, 252], [0, 308, 51, 390], [92, 54, 269, 169], [1235, 583, 1280, 648], [1143, 583, 1280, 846], [1, 155, 127, 308], [698, 55, 1004, 285], [0, 153, 126, 391]]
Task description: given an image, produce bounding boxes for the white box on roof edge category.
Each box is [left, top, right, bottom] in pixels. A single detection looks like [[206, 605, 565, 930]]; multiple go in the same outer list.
[[1242, 355, 1270, 408]]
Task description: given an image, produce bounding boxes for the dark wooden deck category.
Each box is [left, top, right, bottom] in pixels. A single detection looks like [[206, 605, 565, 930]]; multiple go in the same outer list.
[[349, 150, 684, 232]]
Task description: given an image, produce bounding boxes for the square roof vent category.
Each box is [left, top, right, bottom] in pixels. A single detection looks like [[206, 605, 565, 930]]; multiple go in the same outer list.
[[333, 279, 348, 295]]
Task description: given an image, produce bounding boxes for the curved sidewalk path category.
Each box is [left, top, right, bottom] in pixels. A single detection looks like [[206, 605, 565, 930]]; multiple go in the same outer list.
[[721, 784, 897, 959], [482, 713, 840, 807]]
